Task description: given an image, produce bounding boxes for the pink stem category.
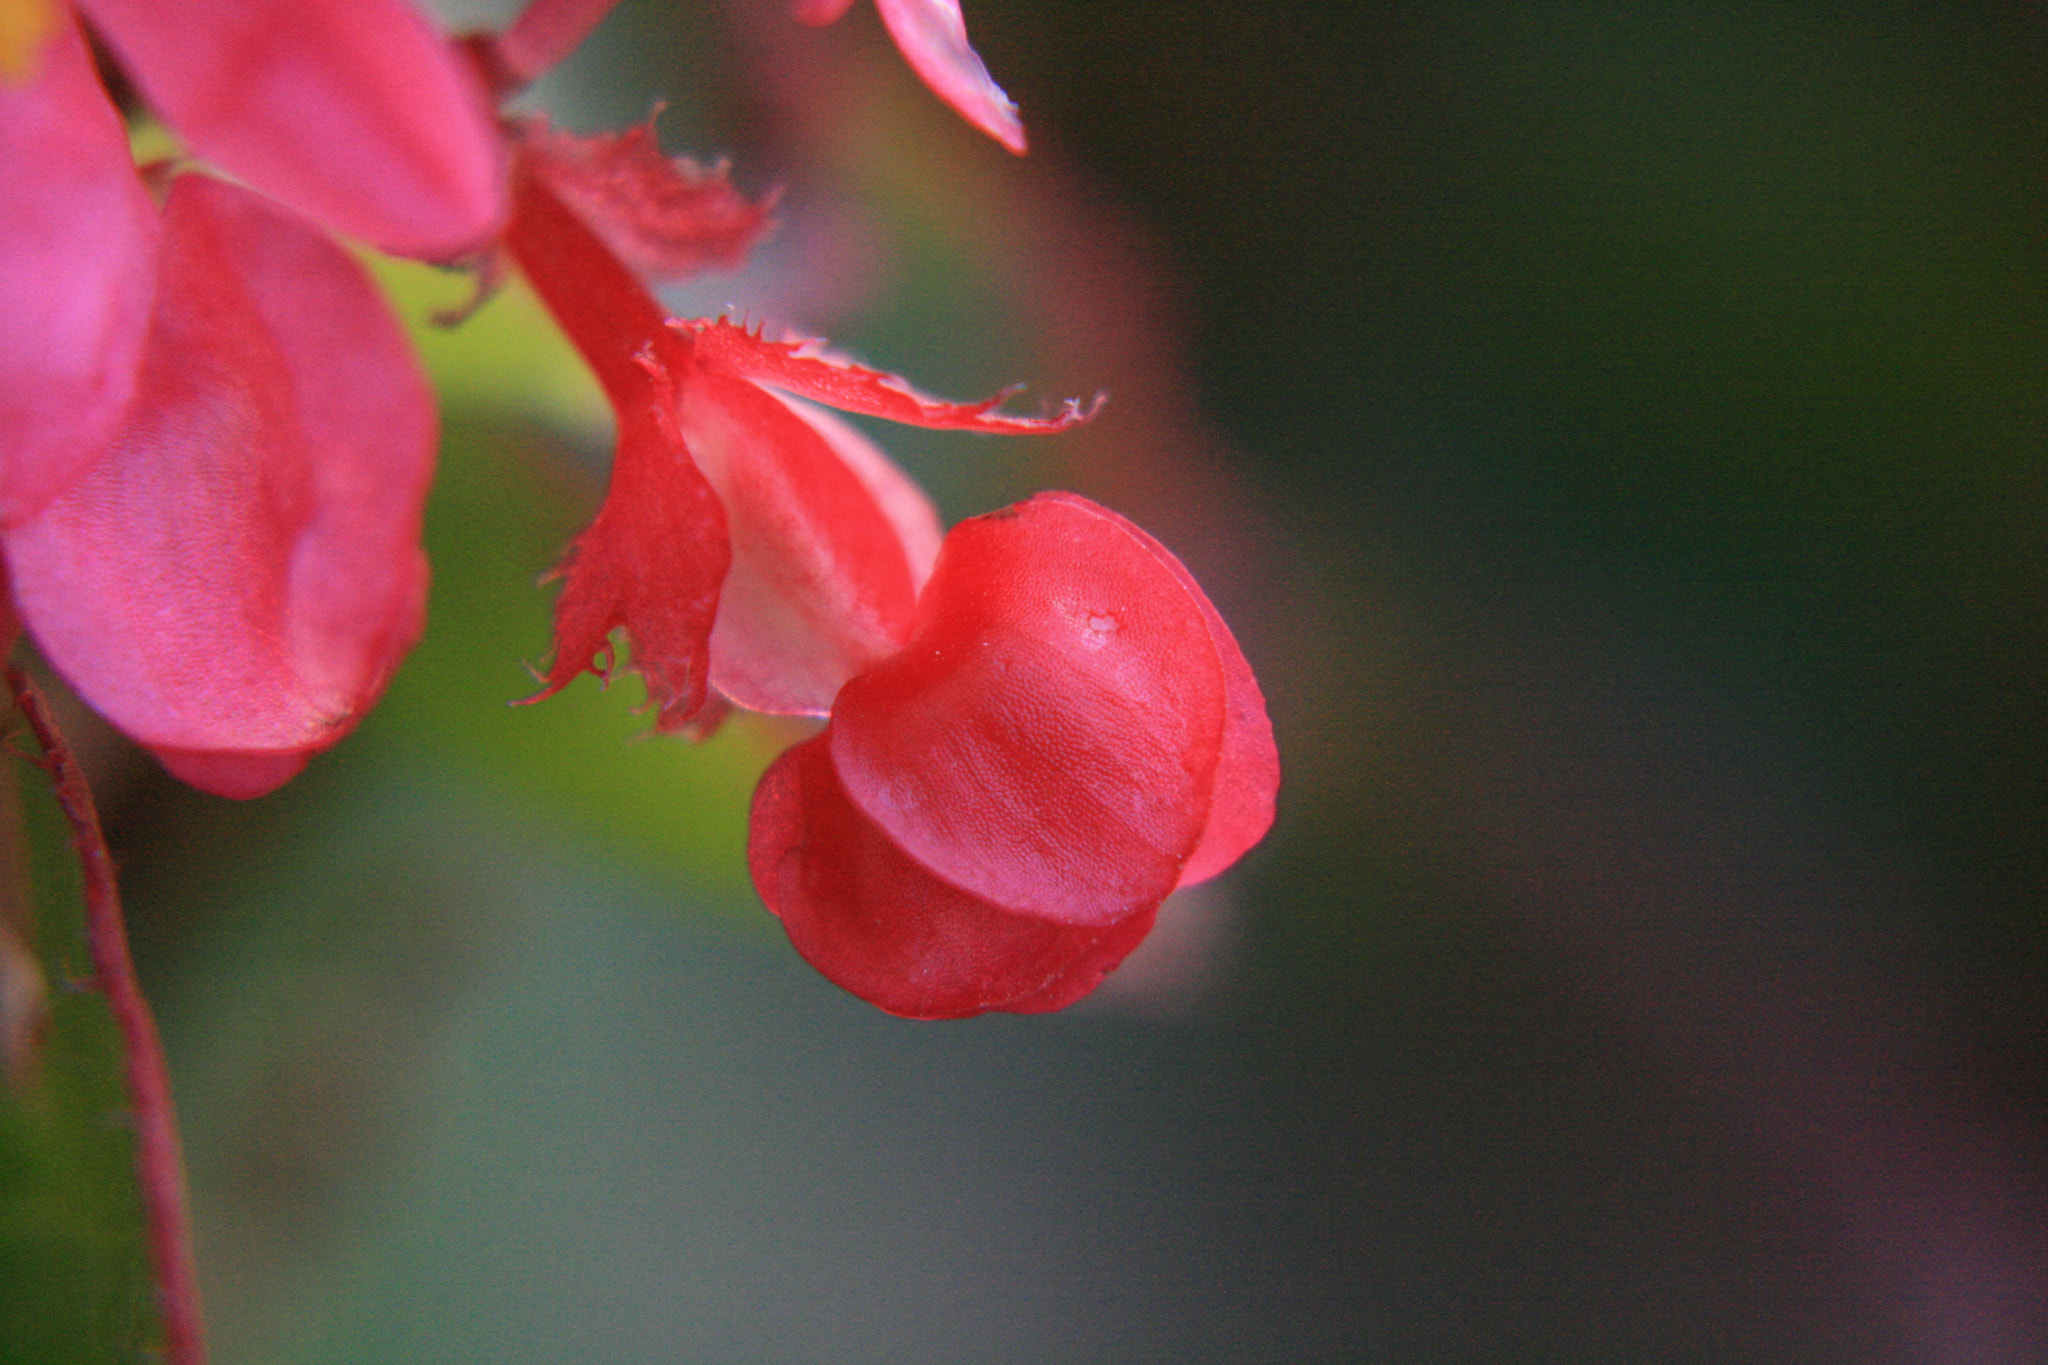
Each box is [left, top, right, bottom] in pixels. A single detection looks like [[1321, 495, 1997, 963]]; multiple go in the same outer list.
[[9, 668, 206, 1365]]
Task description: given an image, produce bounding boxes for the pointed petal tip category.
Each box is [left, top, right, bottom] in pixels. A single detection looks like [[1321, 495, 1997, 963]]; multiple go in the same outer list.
[[870, 0, 1028, 154]]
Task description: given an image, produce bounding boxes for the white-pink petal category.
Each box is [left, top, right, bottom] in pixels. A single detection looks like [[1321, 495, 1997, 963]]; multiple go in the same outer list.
[[873, 0, 1026, 154]]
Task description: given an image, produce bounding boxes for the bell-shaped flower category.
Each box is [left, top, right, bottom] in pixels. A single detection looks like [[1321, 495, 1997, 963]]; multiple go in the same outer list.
[[748, 492, 1279, 1018], [499, 140, 1271, 1019], [3, 174, 438, 798], [791, 0, 1027, 153]]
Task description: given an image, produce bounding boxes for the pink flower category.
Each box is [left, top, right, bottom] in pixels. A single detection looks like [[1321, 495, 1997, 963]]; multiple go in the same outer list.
[[0, 0, 504, 796]]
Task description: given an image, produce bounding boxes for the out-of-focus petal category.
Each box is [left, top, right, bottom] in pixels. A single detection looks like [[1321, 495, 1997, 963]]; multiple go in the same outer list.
[[831, 492, 1228, 926], [789, 0, 857, 27], [492, 0, 621, 89], [680, 317, 1098, 433], [75, 0, 505, 259], [680, 371, 929, 715], [0, 8, 157, 525], [750, 733, 1158, 1019], [872, 0, 1024, 154], [519, 119, 774, 282], [4, 175, 436, 798]]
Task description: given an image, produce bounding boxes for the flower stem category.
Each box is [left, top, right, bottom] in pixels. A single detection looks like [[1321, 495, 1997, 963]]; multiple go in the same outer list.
[[8, 667, 207, 1365], [502, 158, 675, 411]]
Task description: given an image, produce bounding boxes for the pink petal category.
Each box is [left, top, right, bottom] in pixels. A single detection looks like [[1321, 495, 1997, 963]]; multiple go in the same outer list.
[[678, 373, 932, 714], [830, 492, 1228, 926], [4, 174, 436, 798], [774, 394, 943, 590], [750, 732, 1158, 1018], [493, 0, 623, 88], [679, 318, 1097, 433], [518, 119, 774, 282], [75, 0, 505, 259], [0, 9, 158, 525], [872, 0, 1026, 154]]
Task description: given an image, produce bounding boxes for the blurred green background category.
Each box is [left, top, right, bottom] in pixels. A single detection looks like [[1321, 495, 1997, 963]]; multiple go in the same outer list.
[[25, 1, 2048, 1361]]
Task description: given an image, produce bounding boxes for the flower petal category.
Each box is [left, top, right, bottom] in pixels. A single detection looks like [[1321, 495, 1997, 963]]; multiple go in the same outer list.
[[830, 492, 1228, 925], [750, 732, 1158, 1018], [1041, 495, 1279, 888], [4, 175, 435, 797], [518, 118, 774, 282], [679, 318, 1098, 433], [75, 0, 505, 259], [872, 0, 1025, 154], [503, 161, 732, 731], [680, 375, 932, 714], [525, 355, 730, 732], [780, 395, 944, 591], [0, 8, 157, 525]]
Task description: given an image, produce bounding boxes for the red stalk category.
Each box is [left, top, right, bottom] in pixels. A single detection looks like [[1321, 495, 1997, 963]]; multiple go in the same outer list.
[[502, 155, 676, 408], [9, 667, 206, 1365]]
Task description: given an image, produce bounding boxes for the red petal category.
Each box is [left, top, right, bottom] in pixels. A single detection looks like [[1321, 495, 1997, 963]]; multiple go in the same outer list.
[[518, 119, 773, 282], [679, 318, 1098, 433], [1039, 494, 1278, 888], [872, 0, 1026, 154], [525, 355, 729, 732], [75, 0, 505, 259], [749, 733, 1158, 1018], [681, 375, 932, 715], [0, 9, 158, 525], [4, 175, 436, 797], [830, 493, 1228, 925], [503, 163, 731, 730]]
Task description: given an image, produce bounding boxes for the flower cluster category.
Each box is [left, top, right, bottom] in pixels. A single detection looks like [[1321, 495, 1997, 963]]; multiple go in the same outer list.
[[0, 0, 1276, 1016], [1, 0, 503, 796]]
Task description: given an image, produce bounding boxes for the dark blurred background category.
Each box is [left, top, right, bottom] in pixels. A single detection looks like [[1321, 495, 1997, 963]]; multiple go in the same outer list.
[[93, 2, 2048, 1362]]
